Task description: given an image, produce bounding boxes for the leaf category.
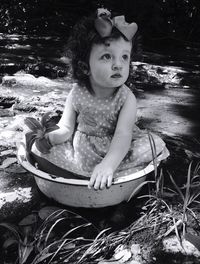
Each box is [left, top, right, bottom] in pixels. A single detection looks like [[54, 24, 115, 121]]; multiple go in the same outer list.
[[62, 223, 92, 239], [19, 244, 34, 264], [47, 238, 70, 264], [184, 162, 192, 204], [185, 232, 200, 251], [18, 214, 38, 226], [2, 237, 18, 249], [161, 191, 177, 198], [32, 252, 54, 264], [41, 112, 59, 132], [38, 206, 62, 220], [45, 217, 66, 245], [35, 137, 51, 154], [0, 223, 21, 240], [45, 124, 59, 133], [168, 172, 185, 202], [0, 157, 17, 169], [25, 131, 37, 153], [127, 180, 155, 202], [62, 242, 76, 250], [41, 112, 53, 127], [4, 163, 27, 174], [24, 117, 43, 132]]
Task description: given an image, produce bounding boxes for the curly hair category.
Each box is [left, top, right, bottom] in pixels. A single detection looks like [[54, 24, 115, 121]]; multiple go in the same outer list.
[[65, 12, 140, 90]]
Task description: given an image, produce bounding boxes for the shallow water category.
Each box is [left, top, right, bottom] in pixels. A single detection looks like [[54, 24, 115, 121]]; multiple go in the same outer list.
[[0, 33, 67, 79]]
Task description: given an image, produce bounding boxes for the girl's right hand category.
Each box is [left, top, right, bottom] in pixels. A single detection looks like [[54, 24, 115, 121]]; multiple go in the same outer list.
[[88, 162, 113, 190]]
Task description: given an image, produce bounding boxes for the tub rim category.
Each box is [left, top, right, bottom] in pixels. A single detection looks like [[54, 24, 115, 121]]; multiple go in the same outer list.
[[17, 142, 156, 186]]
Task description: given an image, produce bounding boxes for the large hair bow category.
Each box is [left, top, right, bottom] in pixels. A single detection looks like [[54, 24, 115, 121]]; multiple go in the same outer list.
[[94, 8, 138, 40]]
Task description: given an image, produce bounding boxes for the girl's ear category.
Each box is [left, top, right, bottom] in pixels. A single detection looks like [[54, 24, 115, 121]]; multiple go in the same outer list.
[[78, 61, 90, 75]]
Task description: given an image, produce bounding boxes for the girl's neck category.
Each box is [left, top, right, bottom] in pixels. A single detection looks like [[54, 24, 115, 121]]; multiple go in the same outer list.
[[91, 85, 120, 99]]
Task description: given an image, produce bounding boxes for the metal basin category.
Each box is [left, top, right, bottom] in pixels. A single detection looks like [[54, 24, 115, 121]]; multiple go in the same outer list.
[[17, 143, 155, 208]]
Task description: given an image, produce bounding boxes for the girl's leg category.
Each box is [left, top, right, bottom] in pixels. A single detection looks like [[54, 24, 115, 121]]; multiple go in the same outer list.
[[30, 152, 85, 179], [130, 132, 169, 165]]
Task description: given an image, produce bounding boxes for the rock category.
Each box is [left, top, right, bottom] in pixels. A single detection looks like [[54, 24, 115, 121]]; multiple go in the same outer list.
[[0, 109, 15, 117], [0, 163, 41, 222], [0, 95, 18, 108], [98, 261, 117, 264], [0, 149, 14, 156], [1, 76, 17, 87], [129, 244, 143, 264], [128, 261, 142, 264], [131, 244, 141, 256], [0, 157, 17, 169], [3, 115, 25, 132], [2, 72, 66, 89], [0, 129, 23, 148], [163, 235, 200, 257], [113, 245, 132, 262]]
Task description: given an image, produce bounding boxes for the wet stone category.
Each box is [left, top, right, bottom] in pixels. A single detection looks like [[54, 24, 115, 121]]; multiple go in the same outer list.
[[0, 165, 41, 222], [0, 109, 15, 117], [0, 95, 18, 108]]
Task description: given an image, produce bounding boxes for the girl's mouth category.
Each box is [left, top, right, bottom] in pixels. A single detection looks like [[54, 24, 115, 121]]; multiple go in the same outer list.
[[111, 73, 122, 78]]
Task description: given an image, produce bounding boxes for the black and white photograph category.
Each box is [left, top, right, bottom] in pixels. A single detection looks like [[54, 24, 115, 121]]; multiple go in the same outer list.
[[0, 0, 200, 263]]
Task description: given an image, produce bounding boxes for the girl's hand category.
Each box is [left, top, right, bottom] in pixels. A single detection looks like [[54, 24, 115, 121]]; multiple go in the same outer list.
[[88, 163, 113, 190]]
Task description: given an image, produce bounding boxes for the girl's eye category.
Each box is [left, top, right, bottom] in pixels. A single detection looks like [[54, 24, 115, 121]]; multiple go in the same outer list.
[[122, 54, 129, 61], [101, 54, 112, 60]]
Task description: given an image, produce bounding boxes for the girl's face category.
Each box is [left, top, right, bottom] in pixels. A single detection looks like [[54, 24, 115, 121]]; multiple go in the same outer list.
[[88, 37, 132, 93]]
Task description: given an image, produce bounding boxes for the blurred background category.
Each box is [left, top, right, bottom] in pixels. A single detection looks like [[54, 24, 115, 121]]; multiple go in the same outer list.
[[0, 0, 200, 78], [0, 0, 200, 43]]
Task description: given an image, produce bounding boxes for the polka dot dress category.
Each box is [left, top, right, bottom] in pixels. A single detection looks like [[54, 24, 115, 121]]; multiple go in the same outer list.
[[32, 85, 169, 178]]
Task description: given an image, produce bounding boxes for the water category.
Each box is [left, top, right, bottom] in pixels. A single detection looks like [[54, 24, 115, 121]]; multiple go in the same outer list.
[[0, 33, 68, 79]]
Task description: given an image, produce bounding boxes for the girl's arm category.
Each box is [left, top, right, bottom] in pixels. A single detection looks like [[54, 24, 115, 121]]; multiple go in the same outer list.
[[89, 89, 137, 190], [48, 91, 77, 145]]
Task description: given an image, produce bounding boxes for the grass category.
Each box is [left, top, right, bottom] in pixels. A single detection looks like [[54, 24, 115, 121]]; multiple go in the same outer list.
[[127, 133, 200, 253], [0, 208, 100, 264], [167, 162, 200, 238]]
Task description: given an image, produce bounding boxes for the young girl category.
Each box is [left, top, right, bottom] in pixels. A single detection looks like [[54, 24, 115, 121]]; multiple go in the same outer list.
[[31, 8, 169, 190]]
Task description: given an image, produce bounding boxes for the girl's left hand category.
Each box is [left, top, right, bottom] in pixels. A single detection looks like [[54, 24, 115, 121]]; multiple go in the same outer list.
[[88, 163, 113, 190]]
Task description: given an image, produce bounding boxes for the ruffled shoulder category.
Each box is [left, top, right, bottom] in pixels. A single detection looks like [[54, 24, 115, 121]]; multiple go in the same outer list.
[[68, 84, 88, 112], [120, 84, 130, 100], [113, 85, 131, 111]]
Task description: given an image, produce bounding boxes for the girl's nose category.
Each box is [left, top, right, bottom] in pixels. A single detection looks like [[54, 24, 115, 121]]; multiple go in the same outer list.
[[112, 59, 122, 70]]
